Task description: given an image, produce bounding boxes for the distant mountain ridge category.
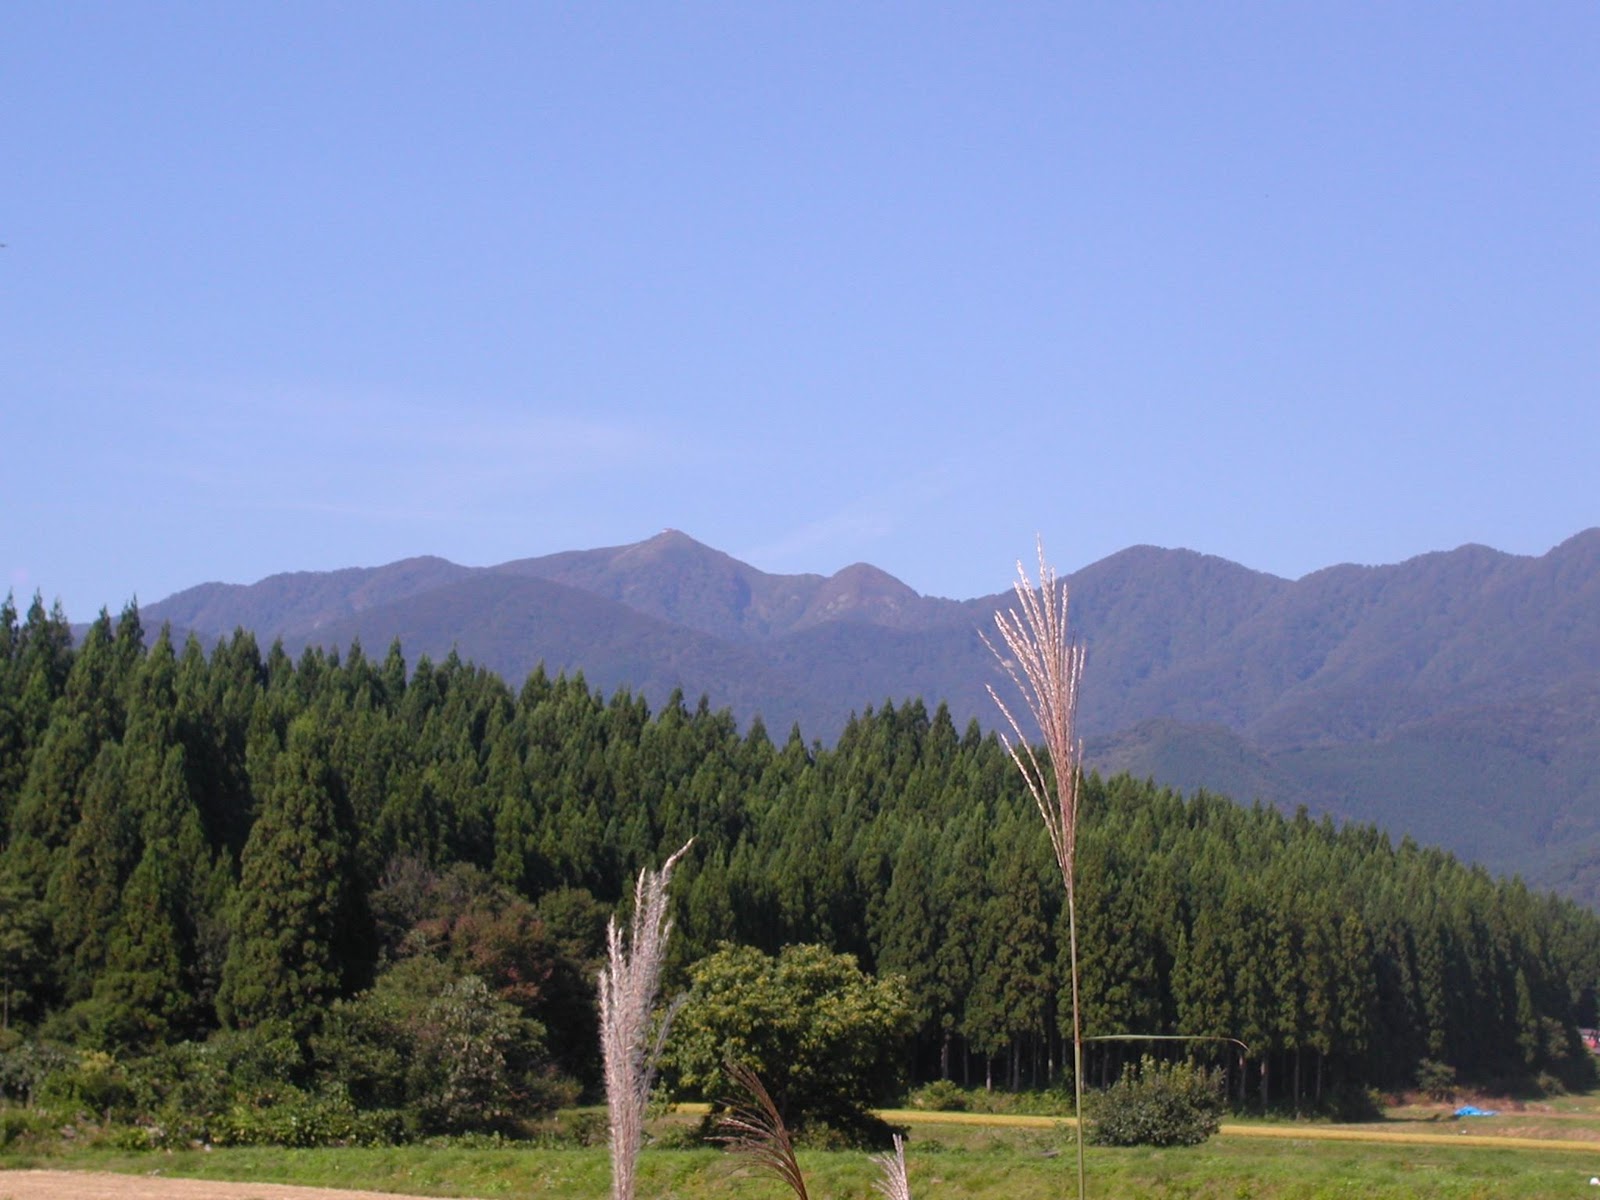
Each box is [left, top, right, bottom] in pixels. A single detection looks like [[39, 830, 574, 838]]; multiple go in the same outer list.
[[493, 530, 967, 641], [143, 528, 1600, 903]]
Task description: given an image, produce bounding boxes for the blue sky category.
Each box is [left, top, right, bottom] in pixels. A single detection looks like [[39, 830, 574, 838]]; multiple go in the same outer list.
[[5, 4, 1597, 618]]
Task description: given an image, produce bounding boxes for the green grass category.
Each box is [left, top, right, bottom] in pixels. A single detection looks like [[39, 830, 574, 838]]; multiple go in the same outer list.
[[8, 1115, 1600, 1200]]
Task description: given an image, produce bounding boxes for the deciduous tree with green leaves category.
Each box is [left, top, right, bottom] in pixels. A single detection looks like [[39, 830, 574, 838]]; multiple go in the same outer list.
[[665, 941, 912, 1134]]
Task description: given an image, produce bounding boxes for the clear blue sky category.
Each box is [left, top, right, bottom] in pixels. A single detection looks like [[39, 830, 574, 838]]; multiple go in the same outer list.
[[5, 4, 1597, 619]]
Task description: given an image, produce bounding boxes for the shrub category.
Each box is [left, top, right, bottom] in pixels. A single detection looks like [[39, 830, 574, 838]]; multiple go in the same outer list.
[[207, 1019, 311, 1096], [1086, 1056, 1223, 1147], [1415, 1059, 1458, 1102], [907, 1079, 968, 1112], [790, 1111, 904, 1151], [942, 1086, 1073, 1117], [409, 974, 535, 1134], [34, 1049, 131, 1117], [0, 1105, 60, 1149], [1324, 1083, 1384, 1122], [647, 1121, 704, 1150], [213, 1088, 404, 1148], [1534, 1070, 1566, 1097], [313, 959, 565, 1136], [0, 1039, 75, 1105]]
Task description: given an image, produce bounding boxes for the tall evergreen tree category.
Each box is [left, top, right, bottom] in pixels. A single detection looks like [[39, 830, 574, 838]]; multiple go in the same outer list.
[[47, 742, 140, 1001], [218, 717, 361, 1034], [0, 862, 48, 1028]]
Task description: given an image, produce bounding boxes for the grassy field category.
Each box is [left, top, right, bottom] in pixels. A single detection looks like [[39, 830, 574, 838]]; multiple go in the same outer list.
[[5, 1134, 1600, 1200], [9, 1101, 1600, 1199]]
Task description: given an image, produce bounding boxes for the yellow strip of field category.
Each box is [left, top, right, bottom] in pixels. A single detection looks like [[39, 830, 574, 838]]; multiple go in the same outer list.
[[1217, 1122, 1600, 1153], [878, 1109, 1600, 1153], [680, 1101, 1600, 1153], [883, 1109, 1063, 1129]]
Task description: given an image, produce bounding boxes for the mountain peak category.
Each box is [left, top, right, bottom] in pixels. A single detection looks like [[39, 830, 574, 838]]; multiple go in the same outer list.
[[831, 561, 915, 592], [1552, 527, 1600, 560], [644, 527, 704, 549], [618, 528, 723, 564], [788, 561, 924, 630]]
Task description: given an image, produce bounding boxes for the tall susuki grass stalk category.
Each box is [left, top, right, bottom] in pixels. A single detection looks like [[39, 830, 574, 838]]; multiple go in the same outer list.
[[715, 1062, 810, 1200], [981, 542, 1088, 1200], [871, 1133, 912, 1200], [599, 839, 693, 1200]]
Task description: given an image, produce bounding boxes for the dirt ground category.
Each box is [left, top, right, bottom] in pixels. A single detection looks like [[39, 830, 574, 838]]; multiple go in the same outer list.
[[0, 1171, 447, 1200]]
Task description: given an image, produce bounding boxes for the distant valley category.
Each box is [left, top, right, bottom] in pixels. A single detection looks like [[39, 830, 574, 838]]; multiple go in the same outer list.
[[142, 528, 1600, 903]]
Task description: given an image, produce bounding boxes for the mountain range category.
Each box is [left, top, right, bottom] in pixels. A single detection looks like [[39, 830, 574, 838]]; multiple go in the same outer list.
[[143, 528, 1600, 904]]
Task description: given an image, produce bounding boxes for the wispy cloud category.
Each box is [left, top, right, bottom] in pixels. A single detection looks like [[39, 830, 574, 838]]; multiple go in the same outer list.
[[744, 467, 955, 573], [123, 374, 685, 525]]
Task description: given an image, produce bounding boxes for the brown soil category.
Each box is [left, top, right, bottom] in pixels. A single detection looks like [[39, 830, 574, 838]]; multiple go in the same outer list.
[[0, 1170, 450, 1200]]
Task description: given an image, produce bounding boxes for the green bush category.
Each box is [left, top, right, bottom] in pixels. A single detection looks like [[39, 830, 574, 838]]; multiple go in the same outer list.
[[1534, 1070, 1566, 1097], [122, 1040, 237, 1134], [790, 1110, 905, 1151], [950, 1086, 1074, 1117], [0, 1039, 75, 1105], [212, 1088, 405, 1148], [1415, 1058, 1457, 1102], [1324, 1083, 1384, 1122], [313, 961, 566, 1136], [34, 1049, 132, 1117], [102, 1032, 316, 1146], [1086, 1056, 1224, 1147], [0, 1104, 61, 1149], [907, 1079, 968, 1111], [647, 1121, 705, 1150], [557, 1110, 608, 1147]]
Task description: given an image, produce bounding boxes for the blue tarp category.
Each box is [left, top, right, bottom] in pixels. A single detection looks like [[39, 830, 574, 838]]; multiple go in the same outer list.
[[1454, 1105, 1498, 1118]]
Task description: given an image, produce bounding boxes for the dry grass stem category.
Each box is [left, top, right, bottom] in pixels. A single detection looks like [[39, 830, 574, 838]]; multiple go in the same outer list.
[[599, 839, 693, 1200], [981, 539, 1088, 1200], [714, 1062, 810, 1200], [979, 542, 1086, 895], [871, 1133, 911, 1200]]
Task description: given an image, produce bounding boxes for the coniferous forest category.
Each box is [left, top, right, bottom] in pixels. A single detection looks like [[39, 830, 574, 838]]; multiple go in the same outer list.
[[2, 594, 1599, 1140]]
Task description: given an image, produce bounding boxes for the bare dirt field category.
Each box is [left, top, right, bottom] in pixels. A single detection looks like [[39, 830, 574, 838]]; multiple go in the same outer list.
[[0, 1171, 443, 1200]]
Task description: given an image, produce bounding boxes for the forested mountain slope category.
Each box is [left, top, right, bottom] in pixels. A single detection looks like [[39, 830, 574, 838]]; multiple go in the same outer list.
[[134, 528, 1600, 901], [3, 600, 1597, 1125]]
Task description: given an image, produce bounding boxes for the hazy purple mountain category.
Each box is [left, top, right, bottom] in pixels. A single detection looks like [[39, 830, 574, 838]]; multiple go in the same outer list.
[[151, 555, 475, 636], [493, 529, 968, 641]]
